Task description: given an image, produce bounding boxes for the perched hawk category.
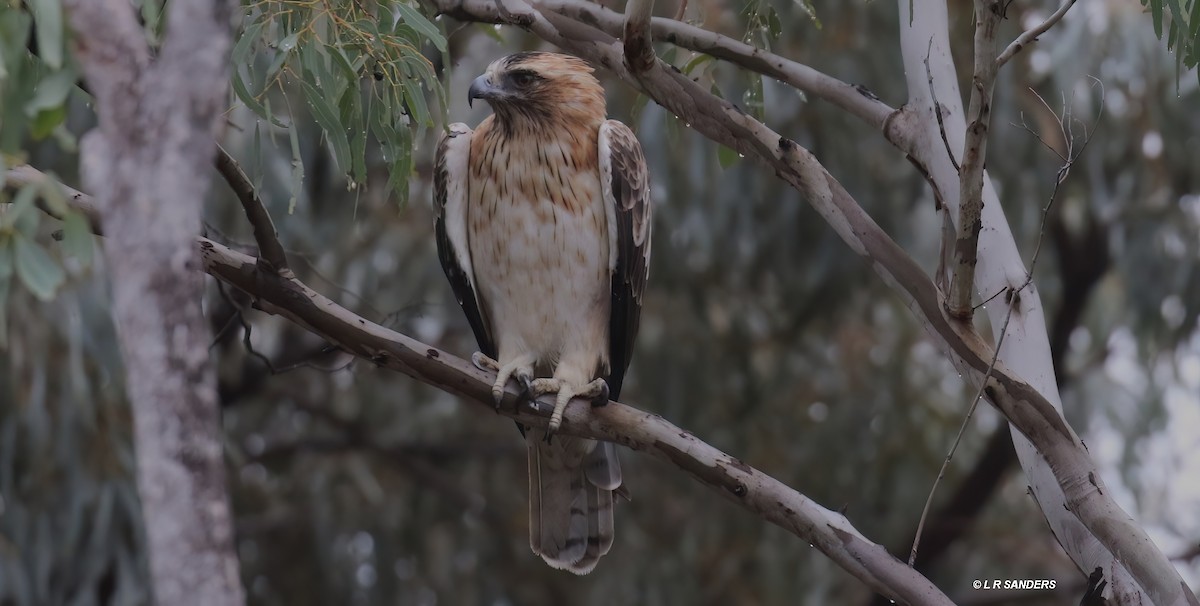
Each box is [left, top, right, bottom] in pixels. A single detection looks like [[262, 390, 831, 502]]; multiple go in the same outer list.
[[433, 52, 651, 574]]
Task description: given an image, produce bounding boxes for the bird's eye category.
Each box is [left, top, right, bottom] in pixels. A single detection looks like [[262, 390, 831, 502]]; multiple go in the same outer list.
[[511, 71, 537, 87]]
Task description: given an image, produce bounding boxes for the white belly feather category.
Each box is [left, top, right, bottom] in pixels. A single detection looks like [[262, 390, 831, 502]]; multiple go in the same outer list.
[[467, 146, 611, 385]]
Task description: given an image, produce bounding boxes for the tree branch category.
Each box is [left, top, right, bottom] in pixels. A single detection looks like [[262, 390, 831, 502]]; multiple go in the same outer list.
[[948, 0, 1004, 319], [2, 164, 104, 235], [198, 236, 956, 606], [438, 0, 895, 131], [996, 0, 1078, 69], [214, 145, 291, 274]]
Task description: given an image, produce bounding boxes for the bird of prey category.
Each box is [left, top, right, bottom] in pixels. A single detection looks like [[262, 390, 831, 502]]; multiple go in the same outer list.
[[433, 52, 651, 574]]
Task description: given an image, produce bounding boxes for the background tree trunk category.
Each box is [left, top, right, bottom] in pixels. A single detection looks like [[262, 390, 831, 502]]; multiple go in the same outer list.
[[62, 0, 244, 603]]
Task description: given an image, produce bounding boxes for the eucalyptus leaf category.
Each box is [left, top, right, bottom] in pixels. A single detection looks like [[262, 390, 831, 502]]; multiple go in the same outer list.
[[394, 2, 446, 52], [37, 173, 70, 218], [4, 183, 39, 233], [14, 233, 65, 301], [29, 105, 66, 140], [401, 76, 431, 127], [330, 47, 360, 83], [62, 213, 93, 268], [717, 145, 741, 169], [300, 79, 352, 175], [232, 17, 265, 66], [475, 22, 504, 43], [232, 70, 286, 127], [288, 121, 304, 214], [0, 11, 33, 81], [683, 53, 715, 76], [29, 0, 64, 69], [25, 68, 76, 115]]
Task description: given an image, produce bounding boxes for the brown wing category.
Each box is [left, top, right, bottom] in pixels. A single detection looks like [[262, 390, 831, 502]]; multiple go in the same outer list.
[[434, 123, 496, 358], [598, 120, 651, 400]]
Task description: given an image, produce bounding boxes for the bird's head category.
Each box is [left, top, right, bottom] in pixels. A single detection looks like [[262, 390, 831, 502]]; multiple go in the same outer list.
[[468, 52, 606, 128]]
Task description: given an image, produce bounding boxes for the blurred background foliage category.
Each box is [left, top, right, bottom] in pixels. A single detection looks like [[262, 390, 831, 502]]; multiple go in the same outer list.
[[1, 0, 1199, 604]]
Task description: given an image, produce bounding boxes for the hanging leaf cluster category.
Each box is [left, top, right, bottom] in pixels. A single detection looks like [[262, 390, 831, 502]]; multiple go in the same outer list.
[[232, 0, 449, 206]]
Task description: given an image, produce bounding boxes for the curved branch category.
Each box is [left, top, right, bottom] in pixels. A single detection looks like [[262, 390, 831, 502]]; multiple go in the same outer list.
[[214, 145, 291, 274], [996, 0, 1078, 68], [199, 236, 955, 606]]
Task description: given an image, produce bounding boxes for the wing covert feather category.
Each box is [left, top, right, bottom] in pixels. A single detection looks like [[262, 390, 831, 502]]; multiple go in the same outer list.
[[434, 123, 496, 358], [598, 120, 651, 400]]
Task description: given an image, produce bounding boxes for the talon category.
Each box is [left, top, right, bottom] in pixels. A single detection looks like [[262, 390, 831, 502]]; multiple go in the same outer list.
[[590, 381, 611, 408], [516, 372, 535, 406], [475, 353, 536, 410], [471, 351, 499, 372]]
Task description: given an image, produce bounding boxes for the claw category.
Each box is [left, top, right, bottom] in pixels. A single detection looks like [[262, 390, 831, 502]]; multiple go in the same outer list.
[[474, 353, 536, 410], [471, 351, 500, 372], [590, 381, 610, 408], [547, 378, 609, 436], [470, 352, 505, 408], [516, 371, 535, 408]]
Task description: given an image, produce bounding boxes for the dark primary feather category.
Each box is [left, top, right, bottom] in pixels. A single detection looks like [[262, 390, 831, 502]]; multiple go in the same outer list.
[[602, 121, 652, 401], [434, 126, 496, 359]]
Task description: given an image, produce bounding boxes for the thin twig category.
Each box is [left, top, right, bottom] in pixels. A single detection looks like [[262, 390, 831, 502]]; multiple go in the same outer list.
[[996, 0, 1078, 68], [215, 279, 283, 374], [214, 144, 291, 273], [924, 40, 960, 173]]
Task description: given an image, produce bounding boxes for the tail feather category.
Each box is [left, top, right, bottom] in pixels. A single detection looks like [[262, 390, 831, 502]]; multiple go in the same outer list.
[[528, 433, 619, 574], [569, 483, 614, 574], [584, 442, 622, 490]]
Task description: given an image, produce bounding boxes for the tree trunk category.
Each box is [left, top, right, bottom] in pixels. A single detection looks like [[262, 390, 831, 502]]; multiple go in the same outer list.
[[63, 0, 244, 603]]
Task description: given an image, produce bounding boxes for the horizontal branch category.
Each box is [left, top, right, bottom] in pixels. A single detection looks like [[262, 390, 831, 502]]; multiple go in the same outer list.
[[4, 164, 105, 235], [199, 236, 953, 604]]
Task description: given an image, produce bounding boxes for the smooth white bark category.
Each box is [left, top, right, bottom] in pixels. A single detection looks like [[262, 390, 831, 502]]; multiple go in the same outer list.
[[897, 1, 1186, 603]]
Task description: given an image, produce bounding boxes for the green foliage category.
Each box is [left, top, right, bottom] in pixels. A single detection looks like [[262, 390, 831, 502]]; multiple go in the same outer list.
[[0, 4, 77, 153], [1143, 0, 1200, 83], [0, 175, 94, 335], [231, 0, 448, 207]]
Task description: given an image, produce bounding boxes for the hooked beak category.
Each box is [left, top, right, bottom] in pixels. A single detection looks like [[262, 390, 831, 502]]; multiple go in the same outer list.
[[468, 74, 498, 108]]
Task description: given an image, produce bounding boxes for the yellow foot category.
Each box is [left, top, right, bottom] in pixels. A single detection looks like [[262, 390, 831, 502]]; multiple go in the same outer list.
[[472, 352, 535, 408], [528, 377, 610, 437]]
